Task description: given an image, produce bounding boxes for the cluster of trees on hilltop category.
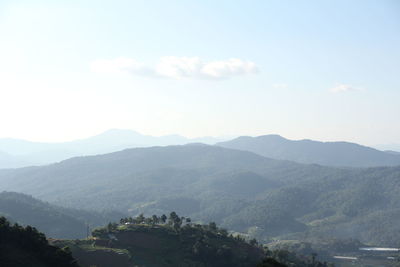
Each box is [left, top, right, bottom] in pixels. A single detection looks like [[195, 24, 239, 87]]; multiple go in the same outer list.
[[89, 212, 333, 267], [89, 212, 264, 267], [0, 216, 79, 267], [119, 211, 191, 228], [95, 212, 235, 239]]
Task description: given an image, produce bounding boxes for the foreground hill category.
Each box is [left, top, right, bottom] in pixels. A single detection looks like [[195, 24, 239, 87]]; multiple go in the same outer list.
[[0, 217, 79, 267], [52, 214, 265, 267], [1, 214, 324, 267], [217, 135, 400, 167], [0, 191, 124, 239], [1, 145, 400, 246]]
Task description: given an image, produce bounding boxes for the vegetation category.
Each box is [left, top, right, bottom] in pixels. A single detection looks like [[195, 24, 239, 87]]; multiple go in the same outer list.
[[1, 145, 400, 246], [0, 216, 79, 267], [54, 212, 264, 267], [0, 191, 124, 239], [217, 134, 400, 167], [258, 248, 332, 267]]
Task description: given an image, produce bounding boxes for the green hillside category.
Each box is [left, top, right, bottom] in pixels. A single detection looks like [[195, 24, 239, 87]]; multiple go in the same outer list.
[[217, 135, 400, 167], [1, 213, 327, 267], [52, 212, 265, 267], [1, 145, 400, 246], [0, 145, 344, 211], [0, 217, 79, 267], [0, 191, 124, 239]]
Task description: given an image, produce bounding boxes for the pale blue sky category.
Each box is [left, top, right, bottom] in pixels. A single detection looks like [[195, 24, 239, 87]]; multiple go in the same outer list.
[[0, 0, 399, 145]]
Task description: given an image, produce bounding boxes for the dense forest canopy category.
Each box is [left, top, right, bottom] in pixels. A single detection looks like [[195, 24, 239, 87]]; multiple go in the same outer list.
[[0, 216, 79, 267]]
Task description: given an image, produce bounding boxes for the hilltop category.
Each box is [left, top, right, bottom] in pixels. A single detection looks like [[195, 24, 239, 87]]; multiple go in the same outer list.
[[0, 212, 328, 267], [52, 212, 264, 267]]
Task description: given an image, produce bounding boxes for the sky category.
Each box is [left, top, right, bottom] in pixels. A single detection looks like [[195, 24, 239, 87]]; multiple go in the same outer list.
[[0, 0, 399, 146]]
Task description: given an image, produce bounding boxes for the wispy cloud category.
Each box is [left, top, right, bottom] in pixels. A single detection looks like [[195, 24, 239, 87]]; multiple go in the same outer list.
[[272, 83, 288, 88], [330, 84, 362, 93], [90, 58, 153, 76], [90, 57, 258, 80]]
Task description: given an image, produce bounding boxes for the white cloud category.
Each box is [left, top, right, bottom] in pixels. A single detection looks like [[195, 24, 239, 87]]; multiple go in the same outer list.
[[155, 56, 203, 79], [330, 84, 362, 93], [90, 57, 153, 75], [272, 83, 288, 88], [200, 58, 258, 79], [90, 56, 258, 80]]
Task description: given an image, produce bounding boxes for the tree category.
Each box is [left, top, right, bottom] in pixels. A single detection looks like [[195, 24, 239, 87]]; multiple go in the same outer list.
[[257, 258, 287, 267], [0, 216, 79, 267], [249, 238, 258, 246], [209, 222, 217, 231], [168, 211, 179, 225], [136, 213, 145, 224], [161, 214, 167, 224], [152, 215, 159, 225], [311, 252, 318, 265], [107, 222, 113, 232], [219, 228, 228, 237]]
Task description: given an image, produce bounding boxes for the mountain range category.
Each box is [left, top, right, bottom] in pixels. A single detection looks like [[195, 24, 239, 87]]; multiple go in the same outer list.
[[0, 129, 226, 168], [217, 135, 400, 167], [1, 131, 399, 169], [1, 144, 400, 246]]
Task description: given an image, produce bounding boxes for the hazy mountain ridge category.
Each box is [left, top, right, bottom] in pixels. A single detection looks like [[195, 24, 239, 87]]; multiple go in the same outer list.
[[375, 143, 400, 153], [1, 144, 400, 245], [217, 134, 400, 167], [0, 191, 123, 239], [0, 129, 226, 168], [385, 150, 400, 155], [0, 145, 335, 209]]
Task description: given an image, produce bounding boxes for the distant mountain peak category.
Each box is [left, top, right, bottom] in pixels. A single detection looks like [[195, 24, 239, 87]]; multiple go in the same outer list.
[[217, 135, 400, 167]]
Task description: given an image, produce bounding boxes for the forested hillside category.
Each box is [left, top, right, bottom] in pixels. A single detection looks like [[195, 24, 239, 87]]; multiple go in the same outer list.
[[0, 217, 79, 267], [217, 135, 400, 167], [0, 191, 123, 239], [1, 145, 400, 246], [63, 212, 264, 267]]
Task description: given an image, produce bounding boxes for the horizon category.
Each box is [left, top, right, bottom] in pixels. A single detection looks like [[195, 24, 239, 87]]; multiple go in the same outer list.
[[0, 127, 398, 151], [1, 0, 399, 146]]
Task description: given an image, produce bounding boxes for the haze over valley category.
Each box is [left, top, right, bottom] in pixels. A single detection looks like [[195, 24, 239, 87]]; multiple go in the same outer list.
[[1, 0, 399, 266]]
